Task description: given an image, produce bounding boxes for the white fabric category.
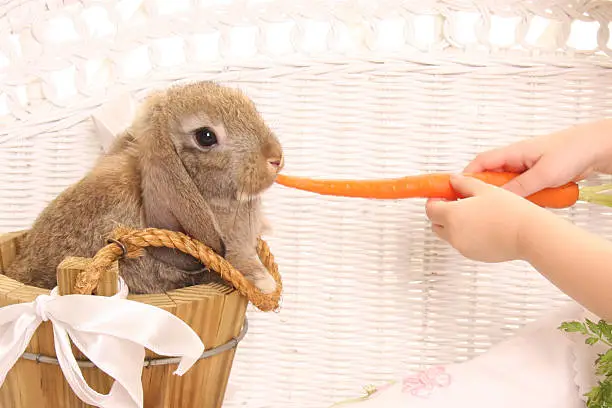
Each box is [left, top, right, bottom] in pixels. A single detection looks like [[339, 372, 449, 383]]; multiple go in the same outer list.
[[0, 278, 205, 408], [333, 303, 606, 408]]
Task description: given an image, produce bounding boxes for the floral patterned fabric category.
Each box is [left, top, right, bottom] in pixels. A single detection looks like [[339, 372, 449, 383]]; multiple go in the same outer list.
[[332, 302, 603, 408]]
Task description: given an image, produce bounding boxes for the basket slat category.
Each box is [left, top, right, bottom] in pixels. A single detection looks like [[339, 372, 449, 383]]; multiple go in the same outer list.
[[57, 257, 119, 297], [164, 285, 248, 407]]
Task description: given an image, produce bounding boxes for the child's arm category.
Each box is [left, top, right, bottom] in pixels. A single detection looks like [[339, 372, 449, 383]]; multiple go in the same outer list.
[[426, 174, 612, 321], [519, 207, 612, 321]]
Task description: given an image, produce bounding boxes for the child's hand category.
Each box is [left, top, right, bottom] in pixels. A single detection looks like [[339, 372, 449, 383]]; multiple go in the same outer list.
[[425, 175, 542, 262], [464, 119, 612, 198]]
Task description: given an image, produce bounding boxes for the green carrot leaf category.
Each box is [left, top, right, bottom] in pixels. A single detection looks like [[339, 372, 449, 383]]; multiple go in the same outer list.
[[597, 378, 612, 407], [587, 319, 602, 337], [596, 350, 612, 377], [598, 321, 612, 345], [560, 318, 612, 408], [586, 383, 603, 408], [587, 337, 600, 346], [559, 321, 588, 334]]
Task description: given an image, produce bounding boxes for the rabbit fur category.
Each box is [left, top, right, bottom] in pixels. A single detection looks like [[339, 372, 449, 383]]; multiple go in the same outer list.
[[5, 81, 283, 295]]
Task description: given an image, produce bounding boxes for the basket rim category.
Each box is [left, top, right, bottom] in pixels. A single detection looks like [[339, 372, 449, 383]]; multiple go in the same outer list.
[[0, 230, 238, 309], [1, 225, 282, 312]]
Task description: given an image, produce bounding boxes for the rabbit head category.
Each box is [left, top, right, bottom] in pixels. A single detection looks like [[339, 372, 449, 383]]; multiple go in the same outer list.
[[135, 81, 283, 198], [130, 81, 283, 268]]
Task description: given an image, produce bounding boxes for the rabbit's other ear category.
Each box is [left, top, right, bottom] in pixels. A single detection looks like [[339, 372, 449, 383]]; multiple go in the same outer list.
[[132, 93, 226, 260]]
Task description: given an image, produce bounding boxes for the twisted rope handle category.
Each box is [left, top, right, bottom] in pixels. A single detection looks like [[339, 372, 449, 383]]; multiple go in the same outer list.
[[72, 226, 282, 312]]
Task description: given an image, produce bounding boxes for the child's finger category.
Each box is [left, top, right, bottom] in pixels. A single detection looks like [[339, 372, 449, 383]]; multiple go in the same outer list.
[[501, 166, 548, 197], [425, 198, 449, 225], [463, 148, 507, 173], [449, 174, 492, 197], [463, 147, 526, 174], [431, 224, 449, 242]]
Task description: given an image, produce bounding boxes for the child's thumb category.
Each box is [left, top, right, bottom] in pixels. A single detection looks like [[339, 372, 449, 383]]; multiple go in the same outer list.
[[449, 174, 491, 198], [501, 166, 547, 197]]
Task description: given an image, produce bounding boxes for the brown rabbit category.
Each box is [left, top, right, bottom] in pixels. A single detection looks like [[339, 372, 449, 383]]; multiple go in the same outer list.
[[5, 81, 283, 294]]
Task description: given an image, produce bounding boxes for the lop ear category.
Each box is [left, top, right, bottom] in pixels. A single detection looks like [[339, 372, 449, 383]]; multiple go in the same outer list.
[[133, 93, 226, 267]]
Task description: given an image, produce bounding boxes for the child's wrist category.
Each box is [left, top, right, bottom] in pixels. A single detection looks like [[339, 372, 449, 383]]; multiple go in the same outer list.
[[515, 204, 554, 261], [591, 118, 612, 167]]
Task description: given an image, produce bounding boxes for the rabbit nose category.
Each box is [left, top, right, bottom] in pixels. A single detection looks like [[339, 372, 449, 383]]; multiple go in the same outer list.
[[268, 155, 283, 173]]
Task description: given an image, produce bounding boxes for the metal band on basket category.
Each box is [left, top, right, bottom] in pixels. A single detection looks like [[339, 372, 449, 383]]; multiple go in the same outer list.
[[20, 317, 248, 368]]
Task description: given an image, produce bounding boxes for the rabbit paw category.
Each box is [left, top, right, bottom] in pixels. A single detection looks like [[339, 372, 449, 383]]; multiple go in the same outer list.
[[251, 272, 276, 294], [233, 256, 277, 294]]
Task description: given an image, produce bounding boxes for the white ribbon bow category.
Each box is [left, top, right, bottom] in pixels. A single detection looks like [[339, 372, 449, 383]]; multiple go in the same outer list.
[[91, 92, 136, 152], [0, 278, 205, 408]]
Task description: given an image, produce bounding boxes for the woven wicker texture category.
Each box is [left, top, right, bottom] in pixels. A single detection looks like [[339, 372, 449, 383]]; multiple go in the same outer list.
[[1, 1, 612, 407]]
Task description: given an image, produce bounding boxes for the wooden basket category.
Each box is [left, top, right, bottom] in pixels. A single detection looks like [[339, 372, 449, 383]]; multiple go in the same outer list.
[[0, 228, 282, 408]]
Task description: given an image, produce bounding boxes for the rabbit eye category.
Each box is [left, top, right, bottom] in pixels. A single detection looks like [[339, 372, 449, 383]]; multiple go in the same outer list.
[[194, 127, 217, 148]]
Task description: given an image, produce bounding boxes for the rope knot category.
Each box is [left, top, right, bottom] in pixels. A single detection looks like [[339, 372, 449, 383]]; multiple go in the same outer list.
[[34, 294, 53, 322]]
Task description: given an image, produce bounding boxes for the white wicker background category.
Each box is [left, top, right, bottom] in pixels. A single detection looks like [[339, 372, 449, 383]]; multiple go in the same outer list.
[[1, 0, 612, 407]]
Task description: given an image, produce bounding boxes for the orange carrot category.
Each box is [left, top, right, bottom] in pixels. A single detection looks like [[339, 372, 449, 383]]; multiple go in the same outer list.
[[275, 172, 580, 209]]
